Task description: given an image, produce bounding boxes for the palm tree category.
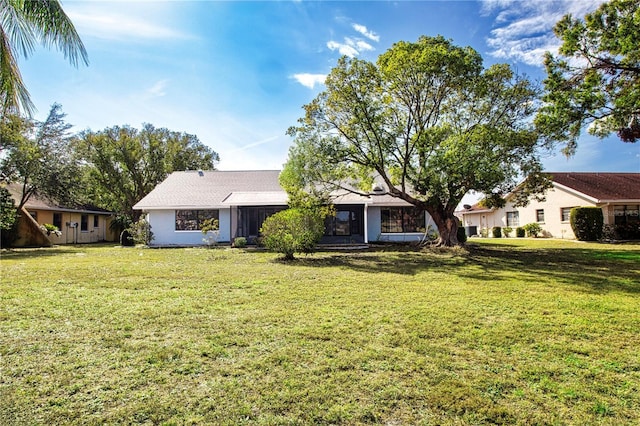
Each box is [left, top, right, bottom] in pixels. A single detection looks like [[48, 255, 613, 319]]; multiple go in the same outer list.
[[1, 0, 88, 116]]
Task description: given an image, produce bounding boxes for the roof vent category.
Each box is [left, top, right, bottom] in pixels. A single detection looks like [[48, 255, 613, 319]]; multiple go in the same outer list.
[[463, 204, 472, 210], [371, 183, 386, 194], [198, 170, 204, 177]]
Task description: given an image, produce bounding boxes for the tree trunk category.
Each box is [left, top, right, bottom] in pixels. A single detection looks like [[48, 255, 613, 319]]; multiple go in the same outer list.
[[427, 207, 460, 247]]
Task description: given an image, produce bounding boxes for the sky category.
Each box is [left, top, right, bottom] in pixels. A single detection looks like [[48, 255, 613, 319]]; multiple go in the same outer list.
[[19, 0, 640, 203]]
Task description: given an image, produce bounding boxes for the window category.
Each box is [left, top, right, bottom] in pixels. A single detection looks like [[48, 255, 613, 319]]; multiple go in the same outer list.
[[561, 207, 573, 222], [28, 211, 38, 221], [614, 205, 640, 225], [175, 210, 219, 231], [536, 209, 545, 223], [53, 213, 62, 230], [381, 207, 425, 233], [506, 211, 519, 227], [81, 214, 89, 231], [93, 215, 99, 228]]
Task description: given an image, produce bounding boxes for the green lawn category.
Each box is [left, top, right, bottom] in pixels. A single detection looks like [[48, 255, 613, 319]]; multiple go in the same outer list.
[[1, 240, 639, 425]]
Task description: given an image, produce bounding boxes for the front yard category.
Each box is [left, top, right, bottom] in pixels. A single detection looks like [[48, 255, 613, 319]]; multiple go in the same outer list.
[[1, 240, 639, 425]]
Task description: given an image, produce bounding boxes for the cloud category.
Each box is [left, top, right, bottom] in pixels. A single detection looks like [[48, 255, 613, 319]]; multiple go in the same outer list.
[[67, 11, 192, 41], [291, 73, 327, 89], [327, 37, 374, 58], [146, 80, 169, 98], [482, 0, 607, 66], [352, 24, 380, 42]]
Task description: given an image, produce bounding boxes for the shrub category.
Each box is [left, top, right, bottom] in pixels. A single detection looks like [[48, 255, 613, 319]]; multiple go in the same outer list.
[[456, 225, 467, 244], [492, 226, 502, 238], [480, 227, 489, 238], [120, 229, 134, 246], [260, 208, 326, 260], [201, 218, 220, 247], [570, 207, 603, 241], [127, 218, 154, 245], [40, 223, 62, 237], [233, 237, 247, 248], [516, 227, 525, 238], [523, 223, 542, 237], [502, 226, 513, 238]]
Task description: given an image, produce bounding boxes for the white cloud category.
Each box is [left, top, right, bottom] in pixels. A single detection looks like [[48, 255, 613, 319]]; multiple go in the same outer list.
[[67, 11, 192, 41], [291, 73, 327, 89], [483, 0, 607, 66], [327, 40, 360, 58], [352, 24, 380, 42], [146, 80, 169, 98]]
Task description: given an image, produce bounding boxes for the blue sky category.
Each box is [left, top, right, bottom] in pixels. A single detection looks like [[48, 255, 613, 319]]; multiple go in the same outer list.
[[20, 0, 640, 184]]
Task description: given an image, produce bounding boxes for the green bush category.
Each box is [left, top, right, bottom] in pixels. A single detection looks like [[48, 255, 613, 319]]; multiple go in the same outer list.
[[260, 208, 326, 260], [127, 218, 154, 245], [523, 222, 542, 237], [233, 237, 247, 248], [570, 207, 603, 241], [492, 226, 502, 238], [457, 225, 467, 243], [516, 227, 525, 237], [502, 226, 513, 238]]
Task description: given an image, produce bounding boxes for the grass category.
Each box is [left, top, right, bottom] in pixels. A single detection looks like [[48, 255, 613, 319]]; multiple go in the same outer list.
[[1, 239, 639, 425]]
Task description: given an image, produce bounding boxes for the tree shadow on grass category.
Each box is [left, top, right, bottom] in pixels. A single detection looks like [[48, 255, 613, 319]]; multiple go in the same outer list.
[[0, 246, 89, 260], [283, 243, 640, 295]]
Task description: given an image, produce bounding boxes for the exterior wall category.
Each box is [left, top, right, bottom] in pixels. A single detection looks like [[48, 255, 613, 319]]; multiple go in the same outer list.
[[20, 209, 115, 245], [461, 186, 599, 239], [147, 208, 232, 246], [367, 206, 437, 243]]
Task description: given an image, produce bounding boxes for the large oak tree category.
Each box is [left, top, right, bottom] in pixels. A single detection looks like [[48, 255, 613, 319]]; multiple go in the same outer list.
[[284, 36, 550, 246]]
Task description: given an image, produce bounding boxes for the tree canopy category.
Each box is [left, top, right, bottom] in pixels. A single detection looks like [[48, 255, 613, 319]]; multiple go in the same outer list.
[[1, 0, 88, 115], [73, 124, 219, 219], [284, 35, 550, 246], [535, 0, 640, 154]]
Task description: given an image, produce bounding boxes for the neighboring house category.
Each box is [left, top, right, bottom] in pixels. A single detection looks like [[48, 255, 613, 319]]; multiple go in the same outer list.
[[133, 170, 438, 247], [6, 184, 117, 246], [457, 172, 640, 239]]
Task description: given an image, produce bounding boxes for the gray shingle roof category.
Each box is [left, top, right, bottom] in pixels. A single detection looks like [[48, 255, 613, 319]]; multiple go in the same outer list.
[[134, 170, 285, 210]]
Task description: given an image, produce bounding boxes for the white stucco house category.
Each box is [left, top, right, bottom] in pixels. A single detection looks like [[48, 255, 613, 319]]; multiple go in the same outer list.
[[457, 172, 640, 239], [133, 170, 438, 247]]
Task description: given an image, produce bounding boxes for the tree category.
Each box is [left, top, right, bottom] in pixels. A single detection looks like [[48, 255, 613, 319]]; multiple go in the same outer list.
[[285, 36, 550, 247], [535, 0, 640, 154], [1, 0, 88, 115], [74, 124, 219, 219], [0, 103, 80, 211]]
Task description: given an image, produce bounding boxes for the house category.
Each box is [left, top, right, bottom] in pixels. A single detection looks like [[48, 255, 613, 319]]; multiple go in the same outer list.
[[457, 172, 640, 239], [133, 170, 438, 247], [5, 184, 117, 247]]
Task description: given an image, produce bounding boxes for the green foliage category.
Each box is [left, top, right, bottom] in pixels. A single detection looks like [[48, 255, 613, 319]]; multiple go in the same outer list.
[[127, 218, 154, 245], [40, 223, 61, 237], [1, 105, 82, 210], [0, 186, 18, 247], [492, 226, 502, 238], [285, 35, 546, 247], [200, 218, 220, 247], [0, 0, 88, 115], [260, 208, 326, 260], [516, 227, 525, 238], [233, 237, 247, 248], [73, 123, 219, 219], [456, 226, 467, 244], [523, 223, 543, 238], [503, 226, 513, 238], [535, 0, 640, 153], [570, 207, 604, 241]]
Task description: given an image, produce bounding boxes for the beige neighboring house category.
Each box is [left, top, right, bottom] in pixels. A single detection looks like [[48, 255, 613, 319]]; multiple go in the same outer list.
[[457, 173, 640, 239], [6, 184, 117, 247]]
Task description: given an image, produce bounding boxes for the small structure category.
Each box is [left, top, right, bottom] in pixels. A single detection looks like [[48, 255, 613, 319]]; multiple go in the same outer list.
[[457, 172, 640, 239], [134, 170, 437, 247], [6, 184, 117, 247]]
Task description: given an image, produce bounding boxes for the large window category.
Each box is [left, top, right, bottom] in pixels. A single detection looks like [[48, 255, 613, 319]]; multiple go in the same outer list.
[[614, 205, 640, 225], [53, 213, 62, 230], [93, 215, 99, 228], [175, 210, 219, 231], [506, 211, 519, 227], [381, 207, 425, 233], [81, 214, 89, 231]]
